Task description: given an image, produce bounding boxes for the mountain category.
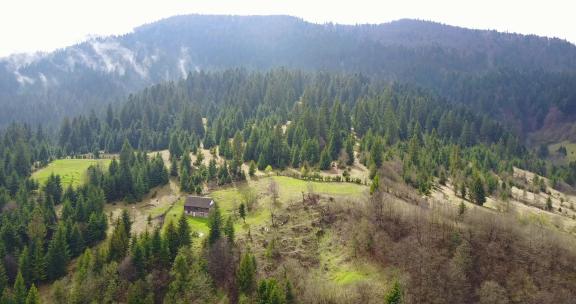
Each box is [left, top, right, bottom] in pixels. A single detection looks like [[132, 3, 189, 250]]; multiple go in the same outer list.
[[1, 15, 576, 137]]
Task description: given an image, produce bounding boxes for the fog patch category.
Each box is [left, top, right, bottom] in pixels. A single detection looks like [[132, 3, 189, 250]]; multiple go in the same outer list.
[[90, 40, 148, 78], [178, 47, 190, 78], [14, 70, 34, 85]]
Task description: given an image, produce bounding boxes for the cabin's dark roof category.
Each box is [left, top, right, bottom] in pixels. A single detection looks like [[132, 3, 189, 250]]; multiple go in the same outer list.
[[184, 196, 213, 209]]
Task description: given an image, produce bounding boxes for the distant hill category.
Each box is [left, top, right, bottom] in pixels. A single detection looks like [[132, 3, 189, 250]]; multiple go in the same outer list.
[[1, 14, 576, 137]]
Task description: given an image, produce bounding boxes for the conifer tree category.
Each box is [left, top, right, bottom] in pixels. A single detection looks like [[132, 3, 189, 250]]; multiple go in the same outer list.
[[470, 175, 486, 205], [208, 159, 217, 181], [224, 216, 235, 244], [384, 280, 403, 304], [107, 220, 129, 262], [30, 240, 46, 282], [239, 203, 246, 223], [151, 228, 163, 266], [208, 203, 222, 245], [319, 149, 331, 170], [131, 242, 145, 278], [69, 223, 85, 257], [170, 157, 179, 177], [24, 284, 39, 304], [0, 262, 8, 294], [345, 136, 355, 166], [46, 225, 70, 280], [18, 246, 31, 284], [249, 161, 256, 177], [13, 271, 26, 304], [121, 209, 132, 236], [177, 213, 191, 248], [164, 250, 191, 304], [165, 221, 180, 261], [0, 288, 14, 304], [237, 251, 257, 295], [371, 137, 384, 168]]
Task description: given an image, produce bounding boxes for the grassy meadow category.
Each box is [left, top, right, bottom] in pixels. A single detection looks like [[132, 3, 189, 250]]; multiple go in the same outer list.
[[32, 158, 112, 188], [161, 175, 367, 238]]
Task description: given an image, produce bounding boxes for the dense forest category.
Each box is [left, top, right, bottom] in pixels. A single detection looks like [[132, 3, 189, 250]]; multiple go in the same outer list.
[[0, 67, 575, 302], [1, 14, 576, 304], [2, 15, 576, 141], [58, 69, 551, 191]]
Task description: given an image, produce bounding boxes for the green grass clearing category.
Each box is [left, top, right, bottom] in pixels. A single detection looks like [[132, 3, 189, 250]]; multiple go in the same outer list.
[[32, 159, 111, 188], [268, 176, 366, 202], [318, 231, 385, 286], [548, 141, 576, 163], [148, 204, 172, 218], [162, 176, 367, 239], [332, 269, 368, 285], [162, 199, 210, 236]]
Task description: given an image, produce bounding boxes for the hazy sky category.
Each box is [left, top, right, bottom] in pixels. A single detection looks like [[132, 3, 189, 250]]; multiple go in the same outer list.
[[1, 0, 574, 57]]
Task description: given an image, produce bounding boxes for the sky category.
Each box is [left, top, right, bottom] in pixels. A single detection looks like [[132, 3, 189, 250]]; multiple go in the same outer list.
[[0, 0, 575, 57]]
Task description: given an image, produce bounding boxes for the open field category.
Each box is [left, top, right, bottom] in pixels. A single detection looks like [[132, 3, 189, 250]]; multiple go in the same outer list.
[[162, 175, 368, 239], [32, 158, 111, 188], [548, 140, 576, 164]]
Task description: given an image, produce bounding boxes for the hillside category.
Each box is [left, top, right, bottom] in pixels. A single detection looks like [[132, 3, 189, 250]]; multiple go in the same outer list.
[[2, 12, 576, 303], [1, 15, 576, 137]]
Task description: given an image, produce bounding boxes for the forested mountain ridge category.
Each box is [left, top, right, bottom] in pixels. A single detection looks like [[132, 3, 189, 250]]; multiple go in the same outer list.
[[2, 14, 576, 136], [3, 68, 576, 303]]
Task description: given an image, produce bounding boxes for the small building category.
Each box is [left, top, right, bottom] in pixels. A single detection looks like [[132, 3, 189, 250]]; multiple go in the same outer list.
[[184, 196, 214, 217]]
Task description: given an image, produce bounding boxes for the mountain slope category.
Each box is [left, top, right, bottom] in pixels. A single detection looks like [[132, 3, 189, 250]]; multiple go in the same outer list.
[[1, 15, 576, 131]]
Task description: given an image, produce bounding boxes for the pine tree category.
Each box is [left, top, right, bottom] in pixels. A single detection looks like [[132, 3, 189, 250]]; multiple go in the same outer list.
[[371, 137, 384, 168], [237, 251, 257, 295], [69, 224, 85, 257], [118, 140, 135, 199], [13, 271, 26, 304], [370, 175, 380, 195], [86, 212, 107, 246], [151, 228, 163, 266], [208, 159, 217, 181], [384, 280, 403, 304], [224, 216, 235, 244], [45, 225, 70, 280], [470, 175, 486, 206], [107, 220, 129, 262], [239, 203, 246, 223], [121, 209, 132, 236], [319, 149, 331, 170], [208, 203, 222, 245], [285, 279, 295, 304], [132, 242, 145, 278], [170, 157, 179, 177], [177, 213, 191, 248], [180, 168, 191, 192], [345, 136, 355, 166], [164, 250, 190, 304], [1, 288, 15, 304], [165, 221, 180, 261], [24, 284, 39, 304], [18, 246, 31, 284], [257, 153, 266, 170], [249, 160, 256, 177], [30, 240, 46, 283], [0, 262, 8, 293], [43, 173, 63, 204]]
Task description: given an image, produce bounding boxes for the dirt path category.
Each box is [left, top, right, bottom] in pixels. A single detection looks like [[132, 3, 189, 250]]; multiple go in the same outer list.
[[104, 178, 180, 235]]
